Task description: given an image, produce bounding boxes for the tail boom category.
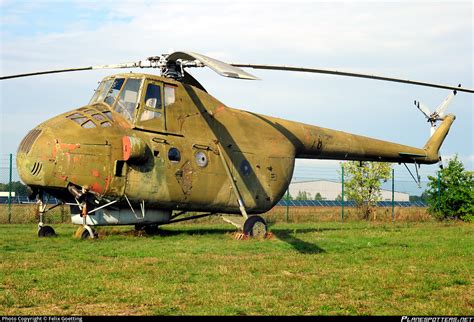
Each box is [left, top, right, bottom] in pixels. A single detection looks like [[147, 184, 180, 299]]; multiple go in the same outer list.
[[283, 115, 456, 164]]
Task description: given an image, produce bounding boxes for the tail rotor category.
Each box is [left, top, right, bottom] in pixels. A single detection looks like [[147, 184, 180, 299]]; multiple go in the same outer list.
[[414, 84, 460, 137]]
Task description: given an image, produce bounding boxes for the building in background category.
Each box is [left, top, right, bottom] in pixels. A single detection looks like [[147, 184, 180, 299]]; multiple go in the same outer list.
[[289, 180, 409, 201], [0, 192, 16, 197]]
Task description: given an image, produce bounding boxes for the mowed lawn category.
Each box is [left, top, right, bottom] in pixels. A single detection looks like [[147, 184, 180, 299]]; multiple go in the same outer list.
[[0, 221, 472, 315]]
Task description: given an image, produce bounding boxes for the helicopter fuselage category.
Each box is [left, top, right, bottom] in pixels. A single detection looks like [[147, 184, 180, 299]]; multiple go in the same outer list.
[[16, 73, 454, 226]]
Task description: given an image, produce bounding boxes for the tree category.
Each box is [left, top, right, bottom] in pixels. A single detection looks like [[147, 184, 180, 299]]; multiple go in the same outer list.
[[409, 191, 429, 202], [0, 181, 28, 196], [295, 190, 311, 200], [314, 192, 323, 201], [343, 161, 392, 219], [426, 155, 473, 222]]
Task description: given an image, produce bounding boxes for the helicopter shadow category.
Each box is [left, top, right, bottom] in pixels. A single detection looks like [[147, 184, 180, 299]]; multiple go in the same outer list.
[[270, 227, 326, 254]]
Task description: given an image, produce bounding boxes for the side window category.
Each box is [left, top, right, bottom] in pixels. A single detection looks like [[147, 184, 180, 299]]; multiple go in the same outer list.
[[114, 78, 142, 121], [141, 83, 162, 122], [164, 85, 176, 107]]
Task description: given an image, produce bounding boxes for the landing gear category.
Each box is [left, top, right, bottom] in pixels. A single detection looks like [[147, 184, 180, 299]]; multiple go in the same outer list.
[[72, 200, 98, 239], [243, 216, 267, 239], [74, 226, 97, 239], [37, 198, 56, 237], [38, 225, 56, 237], [145, 224, 160, 235], [135, 224, 159, 235]]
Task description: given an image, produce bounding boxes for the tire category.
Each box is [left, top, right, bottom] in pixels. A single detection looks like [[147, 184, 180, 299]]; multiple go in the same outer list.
[[243, 216, 267, 239], [38, 226, 56, 237], [81, 228, 97, 240], [144, 224, 159, 235]]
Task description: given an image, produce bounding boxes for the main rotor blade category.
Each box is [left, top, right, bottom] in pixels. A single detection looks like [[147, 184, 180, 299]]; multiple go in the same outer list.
[[167, 52, 259, 80], [231, 63, 474, 93], [0, 62, 145, 80]]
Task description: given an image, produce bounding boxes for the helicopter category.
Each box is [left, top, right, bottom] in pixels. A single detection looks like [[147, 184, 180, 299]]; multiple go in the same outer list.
[[1, 51, 472, 239]]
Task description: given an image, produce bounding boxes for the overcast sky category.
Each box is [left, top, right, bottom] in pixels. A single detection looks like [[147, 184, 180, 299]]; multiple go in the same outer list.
[[0, 0, 472, 190]]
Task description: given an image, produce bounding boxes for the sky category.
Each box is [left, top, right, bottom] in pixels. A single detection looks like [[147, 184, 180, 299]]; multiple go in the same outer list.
[[0, 0, 472, 194]]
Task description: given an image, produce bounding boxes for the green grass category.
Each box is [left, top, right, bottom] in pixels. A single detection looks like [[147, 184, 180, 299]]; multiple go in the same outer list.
[[0, 221, 472, 315]]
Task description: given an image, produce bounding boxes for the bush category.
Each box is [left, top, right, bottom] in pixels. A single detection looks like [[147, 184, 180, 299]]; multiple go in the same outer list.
[[426, 155, 474, 222]]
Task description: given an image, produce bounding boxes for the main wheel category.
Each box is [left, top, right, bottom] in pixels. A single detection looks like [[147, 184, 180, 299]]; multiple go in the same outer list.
[[144, 224, 159, 235], [80, 227, 97, 240], [38, 225, 56, 237], [243, 216, 267, 239]]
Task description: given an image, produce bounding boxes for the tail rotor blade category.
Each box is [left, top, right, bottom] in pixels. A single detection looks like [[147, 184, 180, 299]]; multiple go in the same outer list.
[[434, 85, 459, 117], [414, 100, 432, 118]]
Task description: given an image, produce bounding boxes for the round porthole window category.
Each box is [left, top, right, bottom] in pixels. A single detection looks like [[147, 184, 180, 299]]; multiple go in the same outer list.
[[240, 159, 251, 176], [168, 147, 181, 163], [195, 151, 208, 168]]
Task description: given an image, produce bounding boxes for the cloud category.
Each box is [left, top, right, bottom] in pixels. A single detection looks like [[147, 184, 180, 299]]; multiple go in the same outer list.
[[1, 1, 472, 164]]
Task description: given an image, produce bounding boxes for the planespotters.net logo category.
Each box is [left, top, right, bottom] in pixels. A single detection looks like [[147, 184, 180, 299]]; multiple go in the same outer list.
[[402, 317, 473, 322]]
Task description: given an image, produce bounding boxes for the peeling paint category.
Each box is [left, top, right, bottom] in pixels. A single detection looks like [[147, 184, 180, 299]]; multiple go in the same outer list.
[[90, 182, 104, 194]]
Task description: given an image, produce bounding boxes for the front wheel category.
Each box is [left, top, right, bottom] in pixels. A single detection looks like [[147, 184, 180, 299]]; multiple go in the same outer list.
[[243, 216, 267, 239], [144, 225, 159, 235], [38, 225, 56, 237]]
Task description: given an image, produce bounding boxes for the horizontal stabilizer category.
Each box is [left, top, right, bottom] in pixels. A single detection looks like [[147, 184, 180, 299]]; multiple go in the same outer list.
[[399, 152, 427, 158]]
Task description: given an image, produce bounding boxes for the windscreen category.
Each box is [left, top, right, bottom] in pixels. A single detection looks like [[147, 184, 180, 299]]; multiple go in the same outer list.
[[88, 77, 143, 122], [114, 78, 142, 121]]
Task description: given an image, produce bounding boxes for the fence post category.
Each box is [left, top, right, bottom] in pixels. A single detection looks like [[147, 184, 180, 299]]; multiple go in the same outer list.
[[437, 171, 441, 211], [285, 188, 290, 223], [391, 168, 395, 222], [8, 153, 13, 224], [341, 163, 345, 222]]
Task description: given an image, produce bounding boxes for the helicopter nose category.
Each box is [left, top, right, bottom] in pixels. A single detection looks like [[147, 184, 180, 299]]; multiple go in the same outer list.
[[16, 127, 60, 188]]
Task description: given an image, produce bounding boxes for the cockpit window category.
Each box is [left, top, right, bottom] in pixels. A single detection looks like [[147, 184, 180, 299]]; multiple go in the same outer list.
[[104, 78, 125, 106], [114, 78, 142, 121], [89, 79, 113, 105]]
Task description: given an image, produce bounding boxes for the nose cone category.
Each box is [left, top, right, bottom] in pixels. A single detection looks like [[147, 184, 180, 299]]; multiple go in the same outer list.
[[16, 127, 62, 189]]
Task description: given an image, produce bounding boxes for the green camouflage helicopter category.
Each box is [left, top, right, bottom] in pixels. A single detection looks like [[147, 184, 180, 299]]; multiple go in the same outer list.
[[2, 52, 472, 239]]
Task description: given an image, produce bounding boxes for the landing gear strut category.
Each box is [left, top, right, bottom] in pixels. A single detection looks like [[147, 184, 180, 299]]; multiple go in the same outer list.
[[77, 200, 97, 239], [37, 198, 56, 238]]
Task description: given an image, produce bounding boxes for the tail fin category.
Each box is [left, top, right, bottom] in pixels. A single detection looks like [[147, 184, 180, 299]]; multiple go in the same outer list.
[[423, 114, 456, 160]]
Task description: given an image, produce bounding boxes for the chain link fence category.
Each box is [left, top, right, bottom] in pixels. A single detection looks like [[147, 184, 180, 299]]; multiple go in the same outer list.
[[1, 153, 439, 223]]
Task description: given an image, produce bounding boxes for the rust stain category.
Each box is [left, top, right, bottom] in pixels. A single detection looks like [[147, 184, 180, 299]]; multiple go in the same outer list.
[[90, 182, 104, 194], [51, 145, 57, 159], [175, 161, 194, 196], [104, 176, 111, 192], [214, 105, 225, 115], [303, 127, 317, 148], [60, 143, 80, 151]]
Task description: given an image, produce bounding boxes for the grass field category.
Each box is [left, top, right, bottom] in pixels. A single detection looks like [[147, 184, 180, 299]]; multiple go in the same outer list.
[[0, 221, 472, 315]]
